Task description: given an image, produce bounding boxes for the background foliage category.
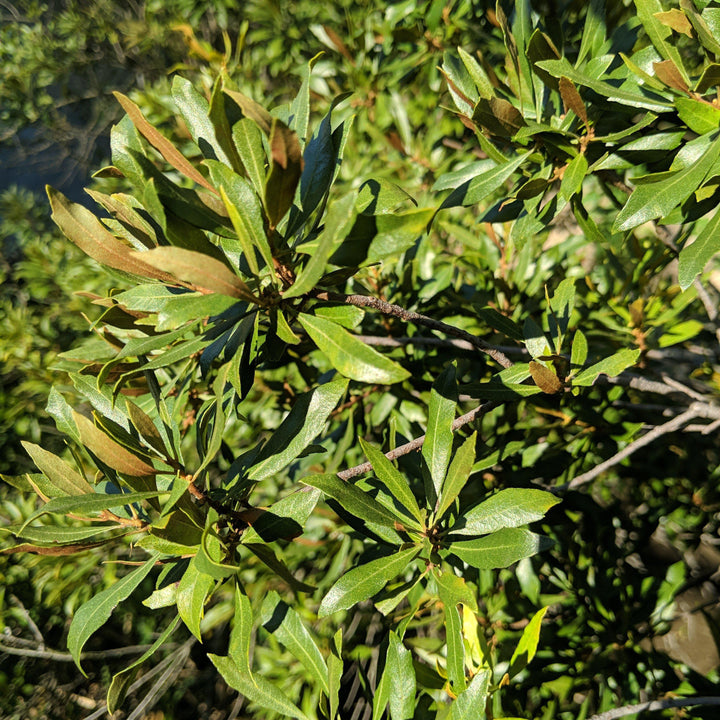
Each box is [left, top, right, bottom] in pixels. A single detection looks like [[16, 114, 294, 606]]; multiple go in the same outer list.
[[2, 1, 720, 719]]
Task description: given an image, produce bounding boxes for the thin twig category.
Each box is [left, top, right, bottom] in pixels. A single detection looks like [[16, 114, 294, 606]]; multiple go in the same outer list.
[[588, 695, 720, 720], [314, 291, 513, 368], [337, 403, 491, 481], [558, 404, 704, 492], [0, 639, 165, 662], [9, 595, 44, 646], [356, 335, 476, 351]]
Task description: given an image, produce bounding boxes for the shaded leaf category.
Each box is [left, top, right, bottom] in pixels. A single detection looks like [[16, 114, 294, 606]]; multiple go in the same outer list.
[[679, 206, 720, 289], [265, 118, 303, 229], [436, 432, 476, 522]]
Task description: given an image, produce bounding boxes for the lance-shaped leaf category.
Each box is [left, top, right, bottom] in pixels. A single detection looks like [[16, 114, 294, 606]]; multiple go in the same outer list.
[[265, 118, 303, 229], [47, 188, 171, 281], [434, 568, 478, 613], [635, 0, 690, 85], [107, 615, 181, 713], [20, 491, 163, 531], [248, 376, 348, 481], [232, 117, 267, 196], [440, 151, 532, 209], [283, 193, 357, 299], [68, 555, 157, 673], [450, 488, 560, 537], [436, 573, 466, 693], [73, 411, 157, 477], [113, 91, 216, 193], [243, 543, 315, 593], [387, 632, 416, 720], [319, 546, 420, 616], [3, 523, 119, 545], [241, 487, 321, 544], [613, 135, 720, 231], [449, 668, 491, 720], [223, 87, 273, 135], [423, 365, 457, 499], [206, 159, 273, 276], [507, 606, 548, 679], [572, 348, 641, 386], [435, 432, 477, 523], [260, 591, 329, 694], [299, 313, 410, 384], [302, 473, 410, 529], [449, 527, 554, 569], [679, 206, 720, 290], [177, 555, 215, 640], [129, 247, 258, 302], [22, 442, 94, 496], [172, 75, 232, 166], [358, 438, 423, 525], [210, 654, 310, 720]]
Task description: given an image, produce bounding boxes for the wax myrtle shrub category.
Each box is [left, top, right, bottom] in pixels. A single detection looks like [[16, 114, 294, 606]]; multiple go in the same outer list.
[[4, 0, 720, 719]]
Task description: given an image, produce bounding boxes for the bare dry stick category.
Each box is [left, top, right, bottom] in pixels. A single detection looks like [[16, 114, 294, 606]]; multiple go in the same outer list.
[[559, 404, 705, 492], [588, 696, 720, 720], [338, 402, 491, 480], [314, 291, 513, 368]]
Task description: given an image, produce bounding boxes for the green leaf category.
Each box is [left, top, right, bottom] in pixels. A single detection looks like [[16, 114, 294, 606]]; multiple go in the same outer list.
[[68, 555, 156, 673], [507, 606, 548, 679], [441, 151, 532, 209], [2, 523, 118, 544], [22, 443, 94, 496], [172, 75, 232, 167], [260, 590, 329, 694], [319, 546, 420, 616], [302, 474, 409, 529], [449, 527, 554, 569], [435, 433, 476, 522], [635, 0, 690, 85], [451, 488, 560, 537], [248, 375, 348, 481], [436, 573, 466, 693], [679, 207, 720, 289], [328, 630, 343, 719], [241, 487, 321, 544], [299, 313, 410, 384], [299, 107, 337, 218], [449, 668, 491, 720], [558, 153, 588, 204], [265, 118, 303, 229], [358, 438, 423, 525], [572, 348, 641, 386], [207, 160, 274, 276], [434, 568, 478, 613], [232, 118, 267, 196], [243, 543, 315, 593], [366, 208, 436, 264], [571, 329, 589, 369], [129, 246, 258, 302], [21, 491, 163, 530], [423, 365, 457, 499], [284, 193, 357, 299], [107, 615, 181, 713], [613, 134, 720, 231], [210, 654, 310, 720], [177, 555, 215, 640], [675, 97, 720, 135], [387, 632, 416, 720], [229, 586, 252, 672], [537, 58, 672, 111]]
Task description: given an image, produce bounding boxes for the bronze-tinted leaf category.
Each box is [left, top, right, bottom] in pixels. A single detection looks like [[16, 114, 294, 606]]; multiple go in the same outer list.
[[113, 92, 217, 194], [558, 77, 589, 126], [529, 360, 563, 394], [653, 60, 690, 92], [47, 187, 172, 282], [654, 8, 693, 37], [265, 118, 304, 229], [2, 541, 109, 556], [223, 87, 273, 135], [73, 411, 157, 476], [129, 247, 259, 303]]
